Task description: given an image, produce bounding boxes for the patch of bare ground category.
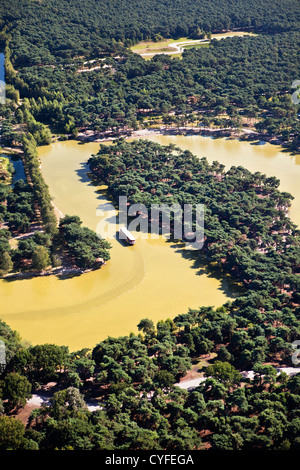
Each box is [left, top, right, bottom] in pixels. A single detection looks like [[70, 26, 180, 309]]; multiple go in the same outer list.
[[13, 382, 58, 426], [179, 352, 217, 382]]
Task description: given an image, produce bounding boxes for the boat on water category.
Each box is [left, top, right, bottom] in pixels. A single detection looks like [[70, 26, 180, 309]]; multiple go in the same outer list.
[[119, 226, 135, 245]]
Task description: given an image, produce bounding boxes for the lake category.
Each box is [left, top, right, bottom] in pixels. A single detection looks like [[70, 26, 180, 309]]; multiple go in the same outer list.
[[0, 135, 298, 351]]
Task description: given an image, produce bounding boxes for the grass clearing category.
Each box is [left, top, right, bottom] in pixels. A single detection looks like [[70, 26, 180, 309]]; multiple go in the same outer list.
[[183, 43, 210, 50], [130, 31, 257, 58]]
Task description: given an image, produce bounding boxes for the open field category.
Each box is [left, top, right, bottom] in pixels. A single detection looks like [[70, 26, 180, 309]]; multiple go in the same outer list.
[[130, 31, 257, 58]]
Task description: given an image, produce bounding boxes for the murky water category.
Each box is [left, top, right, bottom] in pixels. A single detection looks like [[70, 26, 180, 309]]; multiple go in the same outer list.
[[0, 135, 298, 351], [145, 135, 300, 226]]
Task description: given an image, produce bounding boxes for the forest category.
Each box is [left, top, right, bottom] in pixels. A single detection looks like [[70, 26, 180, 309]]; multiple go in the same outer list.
[[0, 0, 299, 453], [0, 0, 299, 148], [1, 0, 299, 58], [0, 306, 299, 450], [4, 31, 299, 149]]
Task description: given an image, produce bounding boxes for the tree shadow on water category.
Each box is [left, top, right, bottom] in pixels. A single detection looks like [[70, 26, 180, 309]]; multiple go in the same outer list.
[[166, 239, 244, 299], [56, 271, 84, 280], [75, 161, 97, 186]]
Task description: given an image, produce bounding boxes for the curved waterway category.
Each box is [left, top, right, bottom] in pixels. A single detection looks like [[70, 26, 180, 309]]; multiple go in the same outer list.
[[0, 136, 298, 351]]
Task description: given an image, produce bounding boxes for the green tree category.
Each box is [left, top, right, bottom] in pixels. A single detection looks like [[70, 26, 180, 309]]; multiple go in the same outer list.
[[32, 245, 51, 271], [137, 318, 155, 336], [50, 387, 88, 420], [0, 251, 13, 275], [204, 361, 242, 387], [216, 345, 232, 362], [153, 370, 175, 389], [1, 372, 32, 410], [29, 344, 68, 381], [71, 357, 95, 382], [7, 212, 30, 232], [0, 415, 26, 450]]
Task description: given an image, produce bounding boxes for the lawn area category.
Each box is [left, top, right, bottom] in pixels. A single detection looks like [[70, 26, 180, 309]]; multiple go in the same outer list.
[[130, 36, 206, 58], [130, 36, 189, 53], [130, 31, 257, 58], [183, 43, 210, 50]]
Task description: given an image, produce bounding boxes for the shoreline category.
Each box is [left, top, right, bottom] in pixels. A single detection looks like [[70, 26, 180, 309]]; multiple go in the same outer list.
[[2, 125, 297, 282], [2, 260, 106, 282], [75, 126, 299, 153]]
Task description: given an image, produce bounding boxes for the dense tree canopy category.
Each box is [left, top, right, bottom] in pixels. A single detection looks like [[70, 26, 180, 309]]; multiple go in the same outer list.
[[5, 31, 299, 146], [1, 0, 299, 62], [1, 0, 299, 146], [89, 139, 300, 305]]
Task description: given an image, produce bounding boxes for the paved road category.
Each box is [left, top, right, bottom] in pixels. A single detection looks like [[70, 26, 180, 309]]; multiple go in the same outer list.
[[176, 367, 300, 390]]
